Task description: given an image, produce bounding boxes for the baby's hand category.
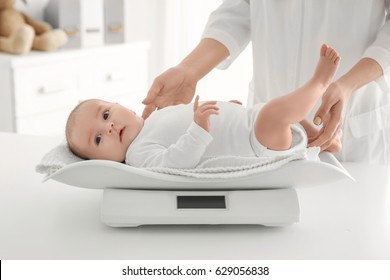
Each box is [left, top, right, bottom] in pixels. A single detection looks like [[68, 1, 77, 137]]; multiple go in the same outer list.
[[193, 95, 219, 132]]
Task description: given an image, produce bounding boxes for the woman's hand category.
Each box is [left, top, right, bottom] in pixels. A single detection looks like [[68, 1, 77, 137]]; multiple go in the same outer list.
[[142, 39, 230, 120], [309, 81, 351, 150], [307, 127, 343, 153], [193, 96, 219, 132], [301, 119, 342, 153], [142, 65, 198, 119]]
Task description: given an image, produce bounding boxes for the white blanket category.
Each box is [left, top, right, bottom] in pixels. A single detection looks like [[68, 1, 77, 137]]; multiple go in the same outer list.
[[36, 143, 83, 176], [36, 142, 320, 179], [147, 152, 310, 178]]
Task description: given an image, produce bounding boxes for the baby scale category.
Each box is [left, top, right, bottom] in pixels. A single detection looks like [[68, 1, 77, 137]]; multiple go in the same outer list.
[[45, 152, 353, 227]]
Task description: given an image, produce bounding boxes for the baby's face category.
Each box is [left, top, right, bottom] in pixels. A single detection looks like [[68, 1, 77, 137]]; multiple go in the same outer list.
[[70, 100, 144, 162]]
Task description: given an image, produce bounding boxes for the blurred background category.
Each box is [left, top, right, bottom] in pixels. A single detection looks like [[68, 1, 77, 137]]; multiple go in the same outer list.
[[0, 0, 252, 137]]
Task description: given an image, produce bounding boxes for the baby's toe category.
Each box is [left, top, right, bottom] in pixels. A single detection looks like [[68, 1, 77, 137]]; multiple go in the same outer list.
[[320, 44, 328, 56]]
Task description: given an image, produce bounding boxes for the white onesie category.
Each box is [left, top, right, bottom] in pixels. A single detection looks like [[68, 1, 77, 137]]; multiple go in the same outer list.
[[126, 102, 306, 168]]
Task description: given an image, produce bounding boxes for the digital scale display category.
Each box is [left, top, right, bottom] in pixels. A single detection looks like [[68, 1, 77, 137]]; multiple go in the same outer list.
[[177, 196, 226, 209]]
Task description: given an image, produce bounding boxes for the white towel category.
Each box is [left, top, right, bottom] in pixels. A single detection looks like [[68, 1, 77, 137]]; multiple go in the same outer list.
[[36, 142, 83, 176], [36, 141, 320, 179], [146, 151, 311, 178]]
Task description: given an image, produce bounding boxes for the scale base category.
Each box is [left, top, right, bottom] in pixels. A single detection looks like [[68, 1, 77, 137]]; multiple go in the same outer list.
[[101, 188, 300, 227]]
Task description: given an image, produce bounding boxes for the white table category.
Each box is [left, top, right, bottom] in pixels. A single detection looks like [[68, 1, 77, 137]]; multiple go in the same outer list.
[[1, 132, 389, 259]]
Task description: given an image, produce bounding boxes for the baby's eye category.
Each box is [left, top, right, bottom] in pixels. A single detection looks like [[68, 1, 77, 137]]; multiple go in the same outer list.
[[103, 110, 109, 120], [95, 135, 102, 145]]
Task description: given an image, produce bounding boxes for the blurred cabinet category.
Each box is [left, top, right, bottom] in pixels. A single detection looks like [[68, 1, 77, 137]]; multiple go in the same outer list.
[[45, 0, 105, 48], [0, 42, 149, 136]]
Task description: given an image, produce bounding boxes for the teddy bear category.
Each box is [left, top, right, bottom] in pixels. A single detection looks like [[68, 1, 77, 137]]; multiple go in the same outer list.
[[0, 0, 67, 55]]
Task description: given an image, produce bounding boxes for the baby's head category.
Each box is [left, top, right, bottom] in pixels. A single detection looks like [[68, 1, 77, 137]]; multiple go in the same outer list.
[[66, 99, 144, 162]]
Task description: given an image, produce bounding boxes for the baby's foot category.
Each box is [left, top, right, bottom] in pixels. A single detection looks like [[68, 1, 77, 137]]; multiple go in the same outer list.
[[312, 44, 340, 88]]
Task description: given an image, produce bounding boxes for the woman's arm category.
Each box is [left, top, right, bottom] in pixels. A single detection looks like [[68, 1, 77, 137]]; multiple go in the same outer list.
[[180, 38, 230, 82], [311, 4, 390, 148], [312, 3, 390, 146], [142, 0, 251, 119], [310, 58, 383, 149], [142, 38, 228, 119]]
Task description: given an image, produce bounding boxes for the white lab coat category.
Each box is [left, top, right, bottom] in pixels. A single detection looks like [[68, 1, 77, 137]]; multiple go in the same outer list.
[[202, 0, 390, 164]]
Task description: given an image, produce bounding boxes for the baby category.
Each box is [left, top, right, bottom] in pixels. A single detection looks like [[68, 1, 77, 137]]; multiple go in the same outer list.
[[66, 44, 340, 168]]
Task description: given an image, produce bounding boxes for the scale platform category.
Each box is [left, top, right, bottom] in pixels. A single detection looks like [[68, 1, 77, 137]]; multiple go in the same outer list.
[[101, 188, 300, 227]]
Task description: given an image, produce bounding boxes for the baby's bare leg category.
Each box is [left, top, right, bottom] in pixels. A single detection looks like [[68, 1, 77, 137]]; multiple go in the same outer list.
[[254, 44, 340, 150]]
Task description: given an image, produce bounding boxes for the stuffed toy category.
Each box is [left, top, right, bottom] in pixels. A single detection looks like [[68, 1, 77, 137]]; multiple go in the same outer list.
[[0, 0, 67, 55]]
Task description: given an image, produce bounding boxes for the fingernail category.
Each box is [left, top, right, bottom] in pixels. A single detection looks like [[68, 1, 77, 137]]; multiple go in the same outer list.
[[313, 116, 322, 126]]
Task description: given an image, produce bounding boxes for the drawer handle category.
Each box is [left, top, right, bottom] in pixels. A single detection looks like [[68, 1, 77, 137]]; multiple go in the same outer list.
[[86, 28, 101, 33], [63, 26, 80, 37], [38, 85, 66, 95], [106, 72, 126, 82], [107, 23, 123, 33]]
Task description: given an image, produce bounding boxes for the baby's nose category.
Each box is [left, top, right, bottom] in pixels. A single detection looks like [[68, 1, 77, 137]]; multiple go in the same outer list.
[[107, 122, 115, 135]]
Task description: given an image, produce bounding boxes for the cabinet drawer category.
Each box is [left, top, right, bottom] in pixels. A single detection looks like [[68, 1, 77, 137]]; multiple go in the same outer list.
[[80, 48, 148, 99], [13, 61, 79, 117], [16, 108, 71, 137]]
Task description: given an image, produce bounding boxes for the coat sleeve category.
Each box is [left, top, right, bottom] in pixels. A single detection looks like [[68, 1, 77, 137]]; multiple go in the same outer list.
[[201, 0, 251, 69], [362, 0, 390, 91], [128, 122, 213, 169]]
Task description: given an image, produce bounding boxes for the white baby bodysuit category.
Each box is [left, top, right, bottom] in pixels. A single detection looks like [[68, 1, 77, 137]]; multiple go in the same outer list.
[[126, 102, 306, 168]]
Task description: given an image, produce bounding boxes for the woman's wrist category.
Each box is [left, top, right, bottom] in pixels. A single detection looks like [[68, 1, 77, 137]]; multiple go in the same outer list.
[[332, 77, 354, 99], [336, 57, 383, 96], [179, 38, 229, 82], [177, 61, 202, 83]]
